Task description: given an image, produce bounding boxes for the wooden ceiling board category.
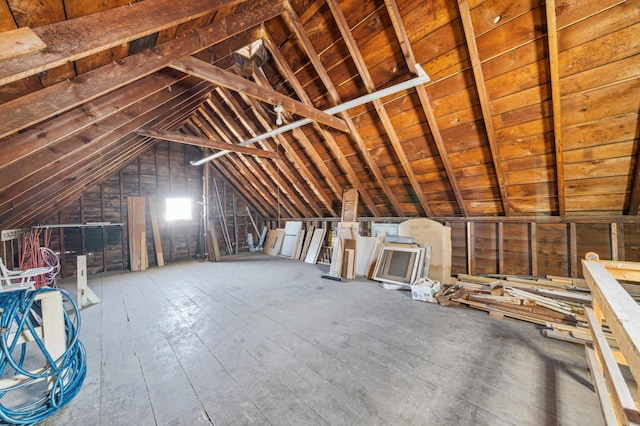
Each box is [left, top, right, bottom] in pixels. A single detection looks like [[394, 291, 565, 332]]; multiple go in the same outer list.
[[7, 0, 65, 27], [563, 113, 638, 151], [470, 0, 544, 37], [0, 0, 17, 32]]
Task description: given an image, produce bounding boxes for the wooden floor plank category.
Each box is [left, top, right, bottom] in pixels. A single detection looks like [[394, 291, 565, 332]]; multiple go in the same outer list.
[[44, 254, 603, 425]]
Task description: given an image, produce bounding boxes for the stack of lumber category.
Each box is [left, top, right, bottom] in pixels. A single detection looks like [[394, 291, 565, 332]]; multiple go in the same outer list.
[[437, 273, 620, 346]]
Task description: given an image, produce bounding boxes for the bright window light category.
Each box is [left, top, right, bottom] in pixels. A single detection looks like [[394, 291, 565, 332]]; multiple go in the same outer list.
[[166, 198, 192, 221]]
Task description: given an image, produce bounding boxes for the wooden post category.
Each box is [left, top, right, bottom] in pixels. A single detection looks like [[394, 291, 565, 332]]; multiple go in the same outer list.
[[498, 222, 504, 274], [569, 223, 577, 277], [530, 223, 537, 276], [610, 223, 618, 261]]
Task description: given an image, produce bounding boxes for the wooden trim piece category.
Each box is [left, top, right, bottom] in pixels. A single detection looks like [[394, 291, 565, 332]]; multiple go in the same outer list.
[[383, 0, 468, 217], [147, 197, 165, 267], [136, 127, 280, 159], [629, 136, 640, 215], [610, 223, 619, 261], [545, 0, 566, 216], [170, 57, 349, 133], [0, 0, 286, 139], [498, 222, 504, 274], [457, 0, 510, 216], [0, 0, 248, 85], [327, 0, 432, 216]]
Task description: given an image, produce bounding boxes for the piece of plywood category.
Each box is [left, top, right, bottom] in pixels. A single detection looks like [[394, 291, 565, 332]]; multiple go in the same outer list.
[[127, 196, 146, 272], [147, 198, 164, 267], [304, 228, 326, 264], [291, 230, 306, 260], [0, 27, 46, 61], [398, 218, 452, 284], [355, 236, 376, 276], [264, 229, 285, 256]]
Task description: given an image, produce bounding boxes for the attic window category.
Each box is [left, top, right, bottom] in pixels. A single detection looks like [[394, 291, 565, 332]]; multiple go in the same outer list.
[[165, 198, 192, 222], [233, 39, 269, 77]]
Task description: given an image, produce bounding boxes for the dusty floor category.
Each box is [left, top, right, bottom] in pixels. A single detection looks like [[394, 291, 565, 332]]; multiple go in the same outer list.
[[44, 253, 603, 425]]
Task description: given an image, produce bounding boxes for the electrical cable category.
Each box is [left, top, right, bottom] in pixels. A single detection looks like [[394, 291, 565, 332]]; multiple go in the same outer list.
[[0, 287, 86, 425]]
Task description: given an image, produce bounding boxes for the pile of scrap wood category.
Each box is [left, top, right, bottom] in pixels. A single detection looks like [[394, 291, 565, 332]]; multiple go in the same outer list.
[[435, 273, 640, 346]]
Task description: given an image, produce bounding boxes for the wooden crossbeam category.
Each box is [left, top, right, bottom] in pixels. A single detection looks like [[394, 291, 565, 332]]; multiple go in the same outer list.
[[170, 57, 349, 133], [136, 127, 280, 159], [457, 0, 511, 216]]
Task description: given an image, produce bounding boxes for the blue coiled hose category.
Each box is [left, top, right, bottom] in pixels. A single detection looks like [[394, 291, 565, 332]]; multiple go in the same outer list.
[[0, 288, 86, 425]]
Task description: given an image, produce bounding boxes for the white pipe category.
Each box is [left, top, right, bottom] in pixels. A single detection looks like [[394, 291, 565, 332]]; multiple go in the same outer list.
[[192, 63, 430, 165]]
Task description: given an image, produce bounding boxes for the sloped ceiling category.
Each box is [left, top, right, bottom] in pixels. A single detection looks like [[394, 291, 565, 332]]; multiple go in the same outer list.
[[0, 0, 638, 229]]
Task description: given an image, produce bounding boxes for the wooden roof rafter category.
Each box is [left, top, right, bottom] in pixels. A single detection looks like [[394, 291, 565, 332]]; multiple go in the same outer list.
[[383, 0, 468, 217], [0, 78, 213, 225], [545, 0, 567, 216], [282, 3, 386, 217], [188, 113, 283, 218], [8, 82, 211, 228], [170, 56, 350, 133], [457, 0, 511, 216], [183, 122, 277, 219], [259, 32, 348, 203], [236, 72, 339, 216], [0, 0, 285, 139], [218, 84, 323, 215], [136, 127, 280, 159], [200, 96, 304, 217], [326, 0, 434, 217]]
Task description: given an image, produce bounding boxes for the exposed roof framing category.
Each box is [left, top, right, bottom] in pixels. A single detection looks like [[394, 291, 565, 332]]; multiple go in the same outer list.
[[457, 0, 510, 216], [327, 0, 434, 217], [0, 0, 637, 229], [383, 0, 468, 217]]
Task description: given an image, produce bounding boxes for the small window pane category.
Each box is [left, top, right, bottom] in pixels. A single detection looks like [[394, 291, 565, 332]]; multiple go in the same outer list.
[[166, 198, 192, 221]]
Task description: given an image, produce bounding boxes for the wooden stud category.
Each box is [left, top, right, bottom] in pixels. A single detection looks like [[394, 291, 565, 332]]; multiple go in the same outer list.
[[610, 223, 619, 261], [457, 0, 510, 216], [498, 222, 504, 274], [569, 223, 577, 277], [545, 0, 567, 216], [467, 222, 474, 275], [530, 223, 537, 276]]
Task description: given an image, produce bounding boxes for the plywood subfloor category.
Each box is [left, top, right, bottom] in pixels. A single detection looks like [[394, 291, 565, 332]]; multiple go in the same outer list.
[[46, 253, 603, 425]]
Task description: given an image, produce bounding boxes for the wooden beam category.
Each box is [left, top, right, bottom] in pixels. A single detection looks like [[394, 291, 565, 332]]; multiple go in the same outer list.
[[629, 135, 640, 215], [199, 97, 303, 217], [0, 82, 213, 228], [327, 0, 433, 216], [281, 6, 382, 216], [239, 74, 339, 216], [170, 57, 349, 133], [216, 86, 319, 216], [186, 122, 280, 218], [545, 0, 567, 216], [0, 0, 286, 139], [383, 0, 468, 217], [260, 33, 346, 202], [136, 127, 280, 159], [0, 70, 187, 172], [0, 0, 248, 85], [457, 0, 510, 216]]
